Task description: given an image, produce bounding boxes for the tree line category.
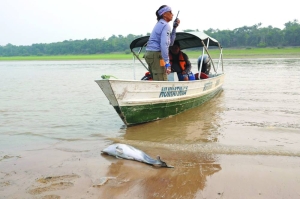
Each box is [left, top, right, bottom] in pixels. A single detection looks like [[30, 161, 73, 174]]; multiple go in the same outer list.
[[1, 20, 299, 57], [205, 20, 300, 48]]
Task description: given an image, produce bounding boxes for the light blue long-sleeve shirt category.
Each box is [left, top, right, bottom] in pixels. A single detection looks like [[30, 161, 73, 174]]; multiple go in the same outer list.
[[146, 19, 176, 65]]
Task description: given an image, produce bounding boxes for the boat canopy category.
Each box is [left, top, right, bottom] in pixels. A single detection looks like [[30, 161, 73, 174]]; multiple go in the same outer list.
[[130, 31, 224, 76], [130, 31, 221, 51]]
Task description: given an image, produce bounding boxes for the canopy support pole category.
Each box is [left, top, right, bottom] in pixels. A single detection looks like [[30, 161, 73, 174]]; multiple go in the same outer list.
[[131, 49, 149, 71], [198, 47, 205, 80], [201, 40, 217, 73]]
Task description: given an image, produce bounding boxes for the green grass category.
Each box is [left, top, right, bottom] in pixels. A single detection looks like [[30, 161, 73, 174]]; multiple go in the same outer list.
[[187, 47, 300, 59], [1, 47, 300, 61], [0, 54, 133, 61]]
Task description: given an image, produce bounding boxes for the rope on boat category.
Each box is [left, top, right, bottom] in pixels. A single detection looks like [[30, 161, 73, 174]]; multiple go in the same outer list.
[[101, 75, 118, 80]]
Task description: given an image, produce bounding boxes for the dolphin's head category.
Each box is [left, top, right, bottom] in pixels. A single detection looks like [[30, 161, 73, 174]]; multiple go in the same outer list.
[[156, 156, 174, 168]]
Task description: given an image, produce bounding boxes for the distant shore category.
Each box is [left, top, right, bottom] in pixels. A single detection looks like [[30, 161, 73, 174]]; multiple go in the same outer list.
[[0, 47, 299, 61]]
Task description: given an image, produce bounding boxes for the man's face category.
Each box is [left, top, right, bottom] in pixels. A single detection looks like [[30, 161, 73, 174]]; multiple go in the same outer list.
[[170, 44, 180, 54]]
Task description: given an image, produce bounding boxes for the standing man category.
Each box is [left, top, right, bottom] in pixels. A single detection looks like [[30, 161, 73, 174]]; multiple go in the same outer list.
[[144, 5, 180, 81]]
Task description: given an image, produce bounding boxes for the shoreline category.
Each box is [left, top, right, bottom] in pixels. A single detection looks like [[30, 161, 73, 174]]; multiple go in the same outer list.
[[0, 55, 299, 61], [0, 47, 299, 61]]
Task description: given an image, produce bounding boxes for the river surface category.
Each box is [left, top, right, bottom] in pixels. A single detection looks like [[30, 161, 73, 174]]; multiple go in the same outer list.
[[0, 58, 300, 156]]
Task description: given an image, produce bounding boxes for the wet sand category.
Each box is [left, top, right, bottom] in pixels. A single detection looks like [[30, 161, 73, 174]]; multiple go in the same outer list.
[[1, 140, 300, 199]]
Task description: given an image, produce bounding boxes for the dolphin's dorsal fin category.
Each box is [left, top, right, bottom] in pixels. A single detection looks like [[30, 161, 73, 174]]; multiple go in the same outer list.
[[116, 145, 123, 156]]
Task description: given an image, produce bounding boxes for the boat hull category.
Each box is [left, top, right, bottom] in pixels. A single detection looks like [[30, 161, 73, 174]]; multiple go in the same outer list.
[[95, 74, 225, 126]]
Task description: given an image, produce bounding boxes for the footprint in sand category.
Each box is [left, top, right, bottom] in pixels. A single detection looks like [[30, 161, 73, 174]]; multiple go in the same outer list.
[[0, 155, 20, 161], [28, 174, 80, 195], [41, 194, 61, 199]]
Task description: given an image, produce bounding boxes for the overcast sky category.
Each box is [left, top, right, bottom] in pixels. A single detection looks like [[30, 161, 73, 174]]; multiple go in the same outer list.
[[1, 0, 299, 46]]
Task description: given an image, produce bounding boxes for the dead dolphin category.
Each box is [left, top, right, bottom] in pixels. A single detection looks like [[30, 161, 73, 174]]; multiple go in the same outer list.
[[101, 143, 173, 168]]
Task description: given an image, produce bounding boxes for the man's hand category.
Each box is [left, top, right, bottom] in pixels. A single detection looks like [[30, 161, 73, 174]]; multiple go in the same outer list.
[[165, 63, 171, 74], [173, 18, 180, 28], [166, 67, 171, 74]]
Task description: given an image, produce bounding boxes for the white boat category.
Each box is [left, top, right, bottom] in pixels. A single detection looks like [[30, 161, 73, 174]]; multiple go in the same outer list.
[[95, 31, 225, 126]]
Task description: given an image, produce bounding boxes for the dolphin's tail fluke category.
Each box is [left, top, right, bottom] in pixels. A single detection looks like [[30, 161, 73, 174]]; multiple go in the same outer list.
[[156, 156, 174, 168]]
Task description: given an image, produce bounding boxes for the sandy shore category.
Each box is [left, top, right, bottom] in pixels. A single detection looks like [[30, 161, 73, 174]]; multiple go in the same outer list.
[[1, 139, 300, 199]]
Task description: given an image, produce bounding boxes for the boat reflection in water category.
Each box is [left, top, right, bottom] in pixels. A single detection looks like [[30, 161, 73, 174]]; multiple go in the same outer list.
[[98, 91, 224, 197], [124, 89, 224, 144]]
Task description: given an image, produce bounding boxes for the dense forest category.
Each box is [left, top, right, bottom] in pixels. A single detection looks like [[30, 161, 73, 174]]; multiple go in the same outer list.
[[1, 20, 299, 57]]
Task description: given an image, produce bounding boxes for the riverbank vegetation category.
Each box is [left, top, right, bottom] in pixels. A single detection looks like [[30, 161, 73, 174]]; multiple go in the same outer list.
[[1, 20, 299, 60], [1, 47, 299, 61]]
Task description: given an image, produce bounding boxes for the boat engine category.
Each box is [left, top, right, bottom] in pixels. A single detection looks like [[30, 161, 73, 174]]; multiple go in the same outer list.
[[197, 54, 211, 75]]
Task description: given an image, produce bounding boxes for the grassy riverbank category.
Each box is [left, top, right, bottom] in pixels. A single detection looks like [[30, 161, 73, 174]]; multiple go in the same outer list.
[[0, 47, 299, 61]]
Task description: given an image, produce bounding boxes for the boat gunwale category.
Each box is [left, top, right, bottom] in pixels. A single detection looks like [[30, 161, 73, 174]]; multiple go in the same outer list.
[[94, 73, 224, 84]]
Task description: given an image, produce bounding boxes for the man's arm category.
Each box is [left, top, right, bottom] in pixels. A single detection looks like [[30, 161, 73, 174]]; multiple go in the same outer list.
[[161, 25, 171, 65]]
